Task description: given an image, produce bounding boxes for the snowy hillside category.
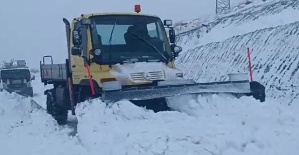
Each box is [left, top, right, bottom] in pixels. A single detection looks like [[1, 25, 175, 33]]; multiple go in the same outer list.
[[176, 21, 299, 104], [175, 0, 299, 104], [176, 0, 299, 48]]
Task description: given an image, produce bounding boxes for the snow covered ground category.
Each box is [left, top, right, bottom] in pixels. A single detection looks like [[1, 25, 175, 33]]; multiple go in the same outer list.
[[75, 95, 299, 155], [1, 74, 298, 154], [0, 92, 87, 155]]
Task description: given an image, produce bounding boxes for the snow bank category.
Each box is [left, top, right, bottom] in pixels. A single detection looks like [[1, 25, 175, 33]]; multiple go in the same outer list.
[[31, 73, 53, 109], [0, 91, 87, 155], [75, 96, 299, 155], [176, 21, 299, 104]]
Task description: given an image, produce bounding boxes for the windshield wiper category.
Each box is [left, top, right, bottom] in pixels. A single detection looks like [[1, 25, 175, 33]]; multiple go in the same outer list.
[[127, 31, 168, 62], [108, 18, 118, 66]]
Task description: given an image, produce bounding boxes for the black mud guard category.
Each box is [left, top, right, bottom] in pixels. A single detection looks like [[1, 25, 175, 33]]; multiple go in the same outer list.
[[56, 87, 71, 108], [44, 89, 51, 95], [249, 81, 266, 102], [79, 79, 100, 88]]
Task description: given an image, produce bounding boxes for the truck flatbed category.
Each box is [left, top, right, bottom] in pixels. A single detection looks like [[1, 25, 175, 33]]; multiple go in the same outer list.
[[40, 56, 68, 83]]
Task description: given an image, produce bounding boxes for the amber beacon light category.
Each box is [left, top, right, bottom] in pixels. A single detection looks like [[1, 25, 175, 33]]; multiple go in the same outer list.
[[135, 5, 141, 13]]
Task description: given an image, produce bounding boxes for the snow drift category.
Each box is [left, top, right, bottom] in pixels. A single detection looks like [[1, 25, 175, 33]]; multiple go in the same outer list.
[[0, 91, 87, 155], [75, 95, 299, 155]]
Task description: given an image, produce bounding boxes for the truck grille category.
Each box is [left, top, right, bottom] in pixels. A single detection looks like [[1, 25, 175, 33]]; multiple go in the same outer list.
[[8, 84, 26, 88], [130, 71, 164, 81]]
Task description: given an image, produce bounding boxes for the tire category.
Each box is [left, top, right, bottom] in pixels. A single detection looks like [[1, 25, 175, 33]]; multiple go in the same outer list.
[[253, 93, 266, 102], [46, 92, 53, 115], [259, 93, 266, 102], [29, 92, 34, 97], [28, 88, 34, 97], [49, 89, 68, 125]]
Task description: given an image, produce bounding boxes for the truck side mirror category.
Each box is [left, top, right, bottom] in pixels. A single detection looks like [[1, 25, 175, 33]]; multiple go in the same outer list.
[[163, 19, 173, 27], [169, 29, 175, 43], [31, 75, 35, 81], [81, 19, 91, 25], [174, 46, 182, 54], [71, 47, 81, 55], [72, 30, 82, 46], [171, 45, 182, 57]]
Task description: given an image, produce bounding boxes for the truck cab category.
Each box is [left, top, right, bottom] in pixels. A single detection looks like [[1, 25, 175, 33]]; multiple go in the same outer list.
[[69, 12, 183, 90], [39, 5, 184, 124]]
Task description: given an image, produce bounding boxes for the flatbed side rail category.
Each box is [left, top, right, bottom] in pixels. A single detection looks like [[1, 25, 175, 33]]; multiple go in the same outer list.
[[40, 56, 67, 82]]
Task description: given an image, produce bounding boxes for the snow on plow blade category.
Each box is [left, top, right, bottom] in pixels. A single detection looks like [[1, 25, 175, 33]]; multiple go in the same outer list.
[[101, 79, 265, 102]]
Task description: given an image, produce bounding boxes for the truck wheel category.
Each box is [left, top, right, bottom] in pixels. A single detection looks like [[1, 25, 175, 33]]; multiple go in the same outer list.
[[46, 92, 53, 115], [259, 93, 266, 102], [51, 89, 68, 125], [29, 88, 34, 97]]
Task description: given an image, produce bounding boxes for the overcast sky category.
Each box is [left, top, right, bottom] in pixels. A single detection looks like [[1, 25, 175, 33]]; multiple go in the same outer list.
[[0, 0, 241, 67]]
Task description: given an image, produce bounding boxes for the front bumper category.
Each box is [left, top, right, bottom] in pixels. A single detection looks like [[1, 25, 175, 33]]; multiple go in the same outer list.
[[100, 80, 266, 102], [2, 87, 33, 97]]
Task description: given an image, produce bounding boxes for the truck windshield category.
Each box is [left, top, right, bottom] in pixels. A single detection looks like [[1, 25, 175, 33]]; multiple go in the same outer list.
[[1, 69, 30, 79], [89, 15, 171, 64]]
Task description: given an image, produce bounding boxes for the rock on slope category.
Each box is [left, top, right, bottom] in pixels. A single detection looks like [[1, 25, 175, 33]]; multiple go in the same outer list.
[[175, 20, 299, 104]]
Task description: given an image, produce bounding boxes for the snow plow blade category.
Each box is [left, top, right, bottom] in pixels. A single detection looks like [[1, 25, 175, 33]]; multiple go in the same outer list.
[[101, 79, 265, 102]]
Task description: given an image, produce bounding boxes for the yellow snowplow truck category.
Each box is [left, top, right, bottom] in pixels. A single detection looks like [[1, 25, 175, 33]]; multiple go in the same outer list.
[[40, 5, 265, 125]]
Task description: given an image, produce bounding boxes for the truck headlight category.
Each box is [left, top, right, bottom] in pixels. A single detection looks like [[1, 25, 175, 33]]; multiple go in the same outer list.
[[102, 81, 122, 91], [2, 83, 7, 89], [94, 49, 101, 56], [27, 82, 31, 87], [176, 73, 183, 77]]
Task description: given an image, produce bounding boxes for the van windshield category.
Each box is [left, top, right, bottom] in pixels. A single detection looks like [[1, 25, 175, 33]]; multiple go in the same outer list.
[[1, 69, 30, 79]]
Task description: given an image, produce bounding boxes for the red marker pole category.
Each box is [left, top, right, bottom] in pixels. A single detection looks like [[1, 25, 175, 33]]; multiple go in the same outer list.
[[85, 63, 96, 96], [247, 48, 253, 81]]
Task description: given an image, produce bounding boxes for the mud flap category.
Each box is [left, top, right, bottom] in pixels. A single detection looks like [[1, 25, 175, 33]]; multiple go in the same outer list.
[[101, 79, 255, 102]]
